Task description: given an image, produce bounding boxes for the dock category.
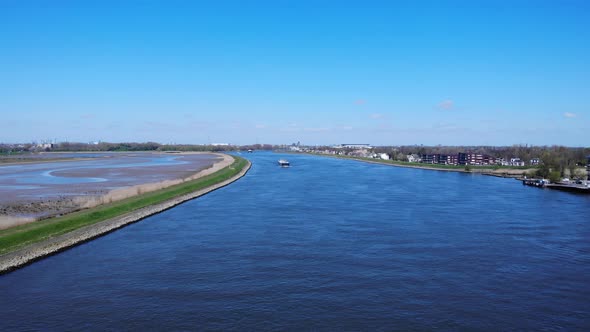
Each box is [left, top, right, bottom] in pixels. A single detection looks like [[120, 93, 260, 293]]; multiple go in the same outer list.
[[546, 183, 590, 194], [522, 179, 590, 194]]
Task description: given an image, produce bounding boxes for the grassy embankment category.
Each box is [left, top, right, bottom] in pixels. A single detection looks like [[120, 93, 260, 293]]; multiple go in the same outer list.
[[0, 156, 248, 255], [308, 153, 532, 172]]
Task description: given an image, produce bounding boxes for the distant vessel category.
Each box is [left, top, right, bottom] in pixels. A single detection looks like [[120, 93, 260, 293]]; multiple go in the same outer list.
[[278, 159, 290, 167], [247, 149, 253, 153]]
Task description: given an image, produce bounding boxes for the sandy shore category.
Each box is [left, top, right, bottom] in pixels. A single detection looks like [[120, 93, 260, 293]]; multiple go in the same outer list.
[[0, 156, 251, 274], [0, 152, 228, 229]]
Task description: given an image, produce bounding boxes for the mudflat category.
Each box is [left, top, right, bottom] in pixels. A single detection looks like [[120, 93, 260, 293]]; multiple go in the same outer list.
[[0, 152, 228, 228]]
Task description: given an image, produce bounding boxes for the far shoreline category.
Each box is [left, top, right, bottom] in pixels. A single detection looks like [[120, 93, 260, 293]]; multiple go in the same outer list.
[[291, 152, 535, 177]]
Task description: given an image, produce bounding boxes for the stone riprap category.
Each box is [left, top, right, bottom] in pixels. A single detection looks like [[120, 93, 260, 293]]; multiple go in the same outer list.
[[0, 158, 251, 274]]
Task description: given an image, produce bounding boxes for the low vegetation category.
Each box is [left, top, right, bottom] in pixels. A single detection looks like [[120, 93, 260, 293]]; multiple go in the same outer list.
[[0, 156, 248, 255], [371, 145, 589, 178]]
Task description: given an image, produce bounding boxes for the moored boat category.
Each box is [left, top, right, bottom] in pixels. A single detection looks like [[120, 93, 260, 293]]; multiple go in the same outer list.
[[278, 159, 290, 167]]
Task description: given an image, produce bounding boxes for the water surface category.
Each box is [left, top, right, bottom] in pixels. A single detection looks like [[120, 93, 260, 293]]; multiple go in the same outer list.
[[1, 152, 588, 330]]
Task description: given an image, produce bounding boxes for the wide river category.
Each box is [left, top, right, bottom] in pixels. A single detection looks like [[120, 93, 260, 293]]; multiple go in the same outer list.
[[1, 152, 589, 330]]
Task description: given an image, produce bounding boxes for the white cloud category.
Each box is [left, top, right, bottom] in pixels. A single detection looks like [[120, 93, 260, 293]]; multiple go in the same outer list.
[[563, 112, 577, 118], [354, 99, 367, 105], [438, 100, 454, 110], [369, 113, 384, 119], [255, 124, 267, 129]]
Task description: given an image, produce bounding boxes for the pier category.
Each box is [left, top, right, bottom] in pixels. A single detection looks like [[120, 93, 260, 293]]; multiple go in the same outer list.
[[522, 179, 590, 194]]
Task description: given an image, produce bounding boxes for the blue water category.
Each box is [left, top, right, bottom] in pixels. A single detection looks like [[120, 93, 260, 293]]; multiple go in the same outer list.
[[1, 152, 589, 330]]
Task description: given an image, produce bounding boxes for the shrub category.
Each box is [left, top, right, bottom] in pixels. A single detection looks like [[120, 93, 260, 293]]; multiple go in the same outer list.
[[548, 171, 561, 183]]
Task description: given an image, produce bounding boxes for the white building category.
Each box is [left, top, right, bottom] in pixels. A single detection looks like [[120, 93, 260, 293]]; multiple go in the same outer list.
[[336, 144, 372, 149], [36, 143, 53, 150], [530, 158, 541, 165], [509, 158, 525, 167], [373, 153, 390, 160], [407, 154, 421, 163]]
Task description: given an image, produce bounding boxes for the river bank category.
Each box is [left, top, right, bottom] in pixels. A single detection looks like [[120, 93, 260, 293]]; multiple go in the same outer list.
[[299, 153, 533, 177], [2, 151, 586, 331], [0, 152, 225, 226], [0, 156, 251, 274]]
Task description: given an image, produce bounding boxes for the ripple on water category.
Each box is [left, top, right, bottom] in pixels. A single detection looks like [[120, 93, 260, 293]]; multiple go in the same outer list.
[[0, 152, 588, 331]]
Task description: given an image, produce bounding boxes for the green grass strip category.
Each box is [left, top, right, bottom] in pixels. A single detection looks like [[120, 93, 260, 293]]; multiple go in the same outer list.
[[0, 156, 248, 255]]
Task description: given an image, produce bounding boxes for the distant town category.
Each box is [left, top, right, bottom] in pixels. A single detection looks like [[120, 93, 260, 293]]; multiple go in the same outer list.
[[291, 143, 536, 167], [292, 143, 589, 182]]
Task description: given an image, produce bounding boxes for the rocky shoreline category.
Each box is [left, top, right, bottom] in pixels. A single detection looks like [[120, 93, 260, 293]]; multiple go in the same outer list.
[[0, 159, 251, 274]]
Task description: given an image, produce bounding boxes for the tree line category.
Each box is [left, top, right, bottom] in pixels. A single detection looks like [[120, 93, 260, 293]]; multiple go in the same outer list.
[[0, 142, 277, 153], [371, 145, 589, 178]]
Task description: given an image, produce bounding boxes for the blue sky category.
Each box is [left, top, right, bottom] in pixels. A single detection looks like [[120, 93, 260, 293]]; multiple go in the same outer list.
[[1, 1, 588, 146]]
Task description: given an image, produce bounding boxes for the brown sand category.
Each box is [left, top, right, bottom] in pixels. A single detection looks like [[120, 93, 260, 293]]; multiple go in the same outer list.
[[73, 153, 233, 210], [0, 153, 232, 230]]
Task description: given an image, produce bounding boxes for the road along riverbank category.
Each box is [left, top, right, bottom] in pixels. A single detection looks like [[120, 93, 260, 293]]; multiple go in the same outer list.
[[0, 156, 250, 274]]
